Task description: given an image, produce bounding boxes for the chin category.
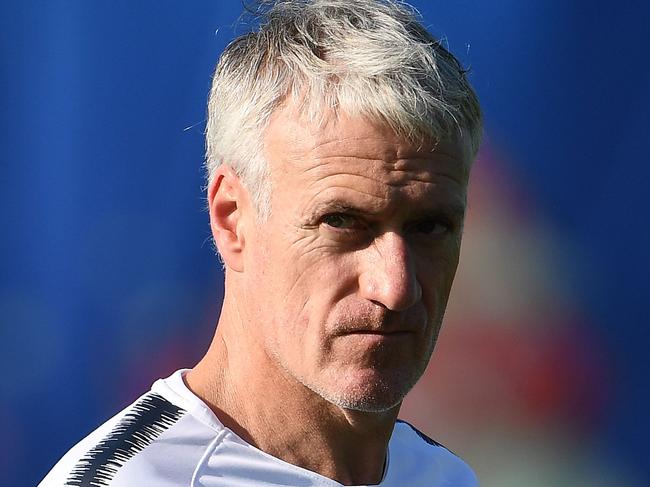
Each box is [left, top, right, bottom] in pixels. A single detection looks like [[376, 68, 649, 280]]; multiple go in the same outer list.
[[309, 366, 420, 413]]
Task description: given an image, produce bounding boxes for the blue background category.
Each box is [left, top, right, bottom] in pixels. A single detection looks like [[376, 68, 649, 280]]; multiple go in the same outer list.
[[1, 1, 648, 485]]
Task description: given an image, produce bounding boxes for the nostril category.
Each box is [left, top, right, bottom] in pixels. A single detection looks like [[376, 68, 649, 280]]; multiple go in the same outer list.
[[359, 269, 420, 312]]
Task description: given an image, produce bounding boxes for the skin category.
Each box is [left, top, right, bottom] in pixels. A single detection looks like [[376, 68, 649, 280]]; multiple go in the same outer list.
[[186, 102, 471, 485]]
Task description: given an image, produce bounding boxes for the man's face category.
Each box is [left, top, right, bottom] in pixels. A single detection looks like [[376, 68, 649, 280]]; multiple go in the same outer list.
[[243, 106, 470, 413]]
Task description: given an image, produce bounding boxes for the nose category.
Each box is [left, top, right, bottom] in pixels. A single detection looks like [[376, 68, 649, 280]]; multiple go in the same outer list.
[[358, 232, 421, 311]]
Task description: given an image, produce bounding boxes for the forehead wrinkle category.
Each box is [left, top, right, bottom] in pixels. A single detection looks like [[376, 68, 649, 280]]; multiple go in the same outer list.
[[291, 161, 467, 219], [268, 123, 468, 181], [309, 135, 399, 160], [288, 143, 467, 183], [389, 156, 469, 182], [297, 158, 465, 192], [303, 168, 390, 187], [300, 183, 391, 217], [309, 134, 466, 165]]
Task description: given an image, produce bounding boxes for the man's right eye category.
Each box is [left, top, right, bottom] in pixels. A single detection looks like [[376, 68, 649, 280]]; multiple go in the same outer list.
[[321, 213, 360, 230]]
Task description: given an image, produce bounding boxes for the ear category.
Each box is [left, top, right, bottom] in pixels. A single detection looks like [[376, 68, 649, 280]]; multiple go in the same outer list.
[[207, 165, 248, 272]]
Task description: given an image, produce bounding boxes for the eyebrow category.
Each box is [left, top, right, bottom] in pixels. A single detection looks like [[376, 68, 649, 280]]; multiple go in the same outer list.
[[306, 198, 467, 220], [309, 201, 363, 215]]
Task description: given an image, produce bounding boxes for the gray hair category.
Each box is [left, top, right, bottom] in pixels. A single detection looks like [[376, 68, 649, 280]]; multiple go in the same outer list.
[[205, 0, 482, 218]]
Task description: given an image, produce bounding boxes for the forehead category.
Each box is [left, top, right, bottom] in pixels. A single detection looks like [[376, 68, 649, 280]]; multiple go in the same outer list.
[[262, 105, 470, 209]]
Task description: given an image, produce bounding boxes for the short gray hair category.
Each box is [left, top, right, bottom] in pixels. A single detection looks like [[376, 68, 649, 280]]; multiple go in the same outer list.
[[205, 0, 482, 218]]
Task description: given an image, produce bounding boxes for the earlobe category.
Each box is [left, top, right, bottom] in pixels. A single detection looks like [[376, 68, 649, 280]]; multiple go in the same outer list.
[[208, 166, 246, 272]]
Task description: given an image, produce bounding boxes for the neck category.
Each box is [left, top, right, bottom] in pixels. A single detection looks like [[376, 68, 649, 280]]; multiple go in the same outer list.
[[185, 295, 398, 485]]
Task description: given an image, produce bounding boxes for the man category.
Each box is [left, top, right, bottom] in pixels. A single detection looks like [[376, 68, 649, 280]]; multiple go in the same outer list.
[[40, 0, 482, 485]]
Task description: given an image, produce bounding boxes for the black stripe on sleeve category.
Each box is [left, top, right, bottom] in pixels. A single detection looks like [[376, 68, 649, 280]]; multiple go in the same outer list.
[[396, 419, 453, 452], [65, 392, 186, 487]]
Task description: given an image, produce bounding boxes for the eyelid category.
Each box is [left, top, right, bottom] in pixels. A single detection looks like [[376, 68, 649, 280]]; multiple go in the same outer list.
[[311, 204, 463, 235], [320, 212, 365, 230], [407, 215, 457, 235]]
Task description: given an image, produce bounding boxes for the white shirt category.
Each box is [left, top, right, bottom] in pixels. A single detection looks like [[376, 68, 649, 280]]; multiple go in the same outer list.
[[39, 370, 478, 486]]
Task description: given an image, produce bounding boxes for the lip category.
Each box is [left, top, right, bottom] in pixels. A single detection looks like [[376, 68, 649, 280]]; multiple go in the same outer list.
[[347, 330, 413, 336], [342, 330, 415, 340]]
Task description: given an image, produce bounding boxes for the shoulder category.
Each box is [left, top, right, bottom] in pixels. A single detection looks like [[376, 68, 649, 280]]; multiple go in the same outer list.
[[39, 391, 216, 487], [395, 419, 448, 448], [385, 419, 478, 487]]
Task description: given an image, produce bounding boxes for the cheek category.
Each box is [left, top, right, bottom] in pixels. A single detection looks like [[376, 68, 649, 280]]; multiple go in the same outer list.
[[283, 264, 362, 362], [256, 235, 355, 334], [417, 242, 462, 304], [280, 229, 358, 298]]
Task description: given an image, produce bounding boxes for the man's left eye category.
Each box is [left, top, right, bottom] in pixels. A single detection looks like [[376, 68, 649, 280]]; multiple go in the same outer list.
[[412, 220, 451, 235]]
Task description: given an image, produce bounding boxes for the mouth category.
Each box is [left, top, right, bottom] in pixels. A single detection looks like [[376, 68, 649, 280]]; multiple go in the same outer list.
[[342, 330, 416, 342], [346, 330, 413, 336], [333, 311, 425, 341]]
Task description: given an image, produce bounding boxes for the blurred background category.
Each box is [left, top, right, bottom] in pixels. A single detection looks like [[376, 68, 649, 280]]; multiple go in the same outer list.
[[1, 1, 648, 486]]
